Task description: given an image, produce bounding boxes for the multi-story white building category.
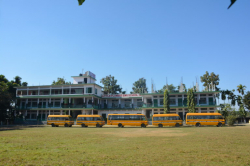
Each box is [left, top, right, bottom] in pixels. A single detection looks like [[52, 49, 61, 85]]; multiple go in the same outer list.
[[15, 71, 220, 121]]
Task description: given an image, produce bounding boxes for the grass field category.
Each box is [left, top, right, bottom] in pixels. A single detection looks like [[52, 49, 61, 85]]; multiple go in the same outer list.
[[0, 124, 250, 166]]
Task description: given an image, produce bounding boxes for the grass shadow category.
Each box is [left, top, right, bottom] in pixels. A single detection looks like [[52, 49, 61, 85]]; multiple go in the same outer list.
[[0, 125, 46, 131]]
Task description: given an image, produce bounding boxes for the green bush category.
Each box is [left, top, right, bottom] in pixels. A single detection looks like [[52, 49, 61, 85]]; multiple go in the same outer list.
[[226, 115, 236, 126]]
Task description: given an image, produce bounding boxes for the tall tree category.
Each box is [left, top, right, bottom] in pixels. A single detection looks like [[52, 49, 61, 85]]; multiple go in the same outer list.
[[157, 84, 176, 93], [163, 89, 170, 114], [200, 71, 220, 91], [22, 82, 28, 86], [187, 89, 196, 113], [13, 76, 22, 85], [228, 90, 236, 106], [131, 78, 148, 93], [52, 77, 71, 85], [243, 91, 250, 110], [237, 84, 246, 96], [78, 0, 85, 5], [0, 75, 27, 123], [221, 90, 226, 104], [239, 104, 247, 123], [0, 81, 12, 122], [100, 75, 122, 94]]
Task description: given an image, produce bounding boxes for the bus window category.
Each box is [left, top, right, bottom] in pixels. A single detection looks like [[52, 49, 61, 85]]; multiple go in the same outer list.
[[86, 117, 92, 121], [94, 117, 101, 121], [154, 117, 159, 121], [124, 115, 130, 120]]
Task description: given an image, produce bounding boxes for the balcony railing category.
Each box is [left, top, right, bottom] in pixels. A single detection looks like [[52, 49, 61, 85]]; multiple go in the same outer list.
[[16, 104, 99, 109]]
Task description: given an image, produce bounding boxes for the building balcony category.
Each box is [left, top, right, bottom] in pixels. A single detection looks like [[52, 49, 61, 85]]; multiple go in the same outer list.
[[16, 104, 99, 110]]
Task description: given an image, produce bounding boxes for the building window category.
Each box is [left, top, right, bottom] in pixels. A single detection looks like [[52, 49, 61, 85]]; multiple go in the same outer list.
[[170, 99, 176, 105], [199, 98, 207, 104], [78, 82, 83, 84], [160, 99, 163, 105], [86, 87, 92, 93], [95, 88, 97, 94]]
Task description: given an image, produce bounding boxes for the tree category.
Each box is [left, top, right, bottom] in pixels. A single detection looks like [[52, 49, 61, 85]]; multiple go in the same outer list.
[[200, 71, 220, 91], [78, 0, 85, 5], [228, 90, 236, 106], [0, 75, 28, 123], [187, 89, 196, 113], [221, 90, 226, 103], [239, 104, 247, 123], [157, 84, 176, 93], [218, 103, 231, 119], [237, 84, 246, 96], [100, 75, 122, 94], [13, 76, 22, 85], [163, 89, 170, 114], [22, 82, 28, 86], [131, 78, 148, 93], [243, 91, 250, 110], [0, 81, 12, 122], [52, 77, 71, 85], [228, 0, 237, 9]]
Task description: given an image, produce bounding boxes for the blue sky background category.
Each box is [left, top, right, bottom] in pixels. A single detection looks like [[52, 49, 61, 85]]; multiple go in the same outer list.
[[1, 1, 250, 101]]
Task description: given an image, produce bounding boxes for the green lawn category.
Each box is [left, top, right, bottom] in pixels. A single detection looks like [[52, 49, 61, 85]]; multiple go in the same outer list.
[[0, 124, 250, 166]]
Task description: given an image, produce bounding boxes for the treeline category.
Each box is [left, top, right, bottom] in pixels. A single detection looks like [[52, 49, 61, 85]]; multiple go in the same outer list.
[[0, 75, 28, 124]]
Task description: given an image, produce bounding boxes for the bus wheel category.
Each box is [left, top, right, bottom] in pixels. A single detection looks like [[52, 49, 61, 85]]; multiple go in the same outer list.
[[81, 123, 85, 127], [64, 123, 69, 127], [51, 124, 55, 127], [141, 124, 146, 128], [158, 124, 163, 128], [195, 123, 201, 127], [217, 123, 222, 127], [56, 125, 59, 127], [118, 123, 123, 128], [69, 125, 72, 127], [175, 123, 180, 127], [96, 123, 100, 128]]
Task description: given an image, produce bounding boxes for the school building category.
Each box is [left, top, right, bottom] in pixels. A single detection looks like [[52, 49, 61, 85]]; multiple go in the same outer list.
[[15, 71, 220, 121]]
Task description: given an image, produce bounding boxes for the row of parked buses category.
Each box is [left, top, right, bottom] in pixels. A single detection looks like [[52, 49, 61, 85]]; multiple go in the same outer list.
[[47, 113, 225, 128]]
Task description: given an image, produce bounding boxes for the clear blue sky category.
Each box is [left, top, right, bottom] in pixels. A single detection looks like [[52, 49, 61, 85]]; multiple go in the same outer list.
[[1, 1, 250, 97]]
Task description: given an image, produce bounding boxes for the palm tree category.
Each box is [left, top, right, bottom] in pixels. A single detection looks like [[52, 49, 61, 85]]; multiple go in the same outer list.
[[237, 84, 246, 96]]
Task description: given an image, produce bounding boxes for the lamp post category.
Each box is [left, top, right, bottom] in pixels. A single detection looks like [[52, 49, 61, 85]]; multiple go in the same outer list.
[[6, 109, 9, 125]]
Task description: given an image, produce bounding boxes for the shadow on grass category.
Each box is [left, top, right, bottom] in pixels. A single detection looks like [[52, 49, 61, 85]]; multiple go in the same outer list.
[[0, 125, 46, 131]]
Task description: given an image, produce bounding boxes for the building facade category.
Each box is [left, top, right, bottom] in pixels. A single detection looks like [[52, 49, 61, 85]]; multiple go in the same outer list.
[[15, 71, 220, 121]]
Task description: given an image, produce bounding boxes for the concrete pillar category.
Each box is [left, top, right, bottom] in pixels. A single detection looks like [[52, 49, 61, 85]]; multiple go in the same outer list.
[[151, 96, 153, 107], [60, 110, 62, 115], [182, 108, 185, 121], [92, 109, 93, 115]]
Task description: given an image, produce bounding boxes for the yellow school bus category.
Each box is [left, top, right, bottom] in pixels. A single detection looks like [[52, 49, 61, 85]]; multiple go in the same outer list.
[[47, 115, 74, 127], [186, 113, 225, 127], [76, 115, 105, 127], [152, 114, 183, 127], [107, 114, 148, 127]]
